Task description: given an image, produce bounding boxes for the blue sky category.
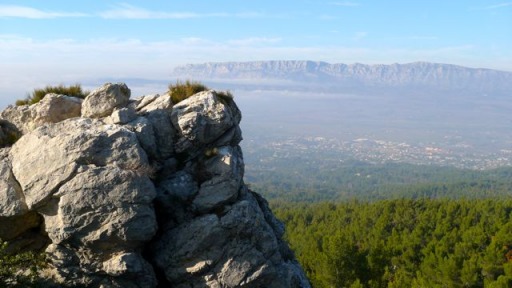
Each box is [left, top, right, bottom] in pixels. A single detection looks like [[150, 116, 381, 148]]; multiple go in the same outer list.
[[0, 0, 511, 106]]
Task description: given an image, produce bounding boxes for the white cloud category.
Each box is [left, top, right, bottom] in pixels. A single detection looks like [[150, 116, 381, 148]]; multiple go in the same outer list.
[[98, 4, 282, 20], [0, 3, 283, 20], [0, 5, 87, 19], [98, 3, 201, 19]]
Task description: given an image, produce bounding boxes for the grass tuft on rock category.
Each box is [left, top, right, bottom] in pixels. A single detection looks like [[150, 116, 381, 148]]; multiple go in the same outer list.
[[168, 80, 208, 104], [0, 239, 48, 287], [16, 84, 89, 106], [168, 80, 233, 104]]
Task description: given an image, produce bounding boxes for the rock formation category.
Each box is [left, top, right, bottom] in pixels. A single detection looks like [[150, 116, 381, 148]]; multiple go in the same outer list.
[[0, 83, 310, 287]]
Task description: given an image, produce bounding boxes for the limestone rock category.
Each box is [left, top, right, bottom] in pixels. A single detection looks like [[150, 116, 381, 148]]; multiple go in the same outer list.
[[1, 83, 310, 288], [0, 148, 42, 241], [171, 90, 241, 154], [146, 109, 175, 159], [9, 118, 148, 209], [102, 252, 157, 287], [38, 166, 157, 286], [0, 105, 32, 134], [41, 166, 157, 247], [0, 94, 82, 134], [45, 243, 157, 288], [82, 83, 130, 118], [152, 191, 310, 287], [136, 93, 172, 114], [109, 107, 137, 124], [0, 157, 26, 216], [126, 116, 159, 159], [31, 94, 82, 127], [133, 94, 159, 111]]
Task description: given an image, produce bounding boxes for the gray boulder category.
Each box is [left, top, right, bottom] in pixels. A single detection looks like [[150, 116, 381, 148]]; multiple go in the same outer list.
[[0, 105, 31, 134], [0, 94, 82, 134], [38, 166, 158, 287], [109, 106, 137, 124], [30, 93, 82, 127], [171, 90, 241, 154], [9, 118, 149, 209], [41, 166, 157, 247], [136, 93, 172, 114], [82, 83, 130, 118]]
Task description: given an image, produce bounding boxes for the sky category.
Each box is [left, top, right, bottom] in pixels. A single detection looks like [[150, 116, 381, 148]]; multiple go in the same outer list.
[[0, 0, 511, 106]]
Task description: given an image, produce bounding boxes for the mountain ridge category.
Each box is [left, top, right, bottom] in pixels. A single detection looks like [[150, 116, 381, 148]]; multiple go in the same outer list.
[[172, 60, 512, 94]]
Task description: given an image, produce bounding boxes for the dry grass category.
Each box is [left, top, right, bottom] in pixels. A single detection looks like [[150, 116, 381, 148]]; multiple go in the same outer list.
[[16, 84, 89, 106]]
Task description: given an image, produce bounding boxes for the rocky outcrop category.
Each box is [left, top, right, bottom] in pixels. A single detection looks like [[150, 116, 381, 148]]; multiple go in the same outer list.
[[0, 83, 310, 287]]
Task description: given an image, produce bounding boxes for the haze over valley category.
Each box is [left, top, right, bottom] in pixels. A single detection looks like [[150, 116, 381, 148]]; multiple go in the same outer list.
[[171, 61, 512, 171]]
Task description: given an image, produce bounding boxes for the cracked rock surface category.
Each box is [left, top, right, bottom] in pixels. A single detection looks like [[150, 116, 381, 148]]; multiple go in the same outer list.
[[0, 83, 310, 287]]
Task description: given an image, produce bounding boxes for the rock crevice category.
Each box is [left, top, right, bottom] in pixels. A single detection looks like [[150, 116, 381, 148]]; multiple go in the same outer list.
[[0, 83, 310, 288]]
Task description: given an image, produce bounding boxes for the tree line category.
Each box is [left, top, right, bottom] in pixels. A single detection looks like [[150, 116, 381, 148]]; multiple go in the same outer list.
[[273, 199, 512, 287]]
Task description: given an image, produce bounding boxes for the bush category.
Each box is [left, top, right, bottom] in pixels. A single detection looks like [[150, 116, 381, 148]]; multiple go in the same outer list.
[[16, 84, 89, 106], [168, 80, 234, 104], [216, 90, 234, 105], [168, 80, 208, 104]]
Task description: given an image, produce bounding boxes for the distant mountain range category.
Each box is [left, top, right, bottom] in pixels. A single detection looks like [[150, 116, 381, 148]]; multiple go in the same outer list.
[[172, 61, 512, 94]]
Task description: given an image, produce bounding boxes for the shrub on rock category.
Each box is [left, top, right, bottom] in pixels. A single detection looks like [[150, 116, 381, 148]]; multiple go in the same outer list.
[[168, 80, 208, 104]]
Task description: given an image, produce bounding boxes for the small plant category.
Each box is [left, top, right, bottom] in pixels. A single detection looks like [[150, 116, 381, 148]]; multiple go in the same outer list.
[[16, 84, 89, 106], [0, 239, 47, 287], [168, 80, 234, 105], [168, 80, 208, 104]]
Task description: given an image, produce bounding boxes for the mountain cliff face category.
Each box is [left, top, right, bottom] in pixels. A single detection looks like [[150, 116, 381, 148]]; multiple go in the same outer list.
[[173, 60, 512, 93], [0, 83, 310, 287]]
